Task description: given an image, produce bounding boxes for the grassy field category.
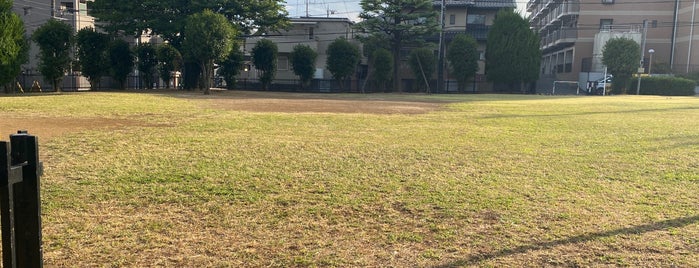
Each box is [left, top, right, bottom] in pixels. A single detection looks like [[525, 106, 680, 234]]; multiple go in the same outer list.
[[1, 91, 698, 267]]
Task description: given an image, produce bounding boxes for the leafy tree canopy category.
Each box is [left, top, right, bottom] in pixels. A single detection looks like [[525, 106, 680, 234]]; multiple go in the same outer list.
[[408, 47, 436, 92], [602, 37, 640, 94], [252, 39, 278, 90], [371, 48, 393, 91], [326, 38, 360, 89], [447, 34, 479, 92], [290, 44, 317, 88], [107, 39, 135, 90], [0, 1, 28, 91], [356, 0, 438, 92], [89, 0, 288, 44], [156, 44, 183, 89], [32, 19, 73, 92], [217, 48, 244, 90], [136, 43, 159, 89], [485, 9, 541, 91], [76, 27, 110, 90], [182, 10, 236, 94]]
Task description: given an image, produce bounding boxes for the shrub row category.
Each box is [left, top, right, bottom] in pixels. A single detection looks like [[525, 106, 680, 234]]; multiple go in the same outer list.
[[626, 76, 696, 96]]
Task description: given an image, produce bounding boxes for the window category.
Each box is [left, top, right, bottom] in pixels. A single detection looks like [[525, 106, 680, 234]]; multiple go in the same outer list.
[[60, 1, 74, 11], [467, 14, 486, 25], [602, 0, 614, 3], [449, 14, 455, 25], [599, 19, 613, 30], [277, 57, 289, 71], [564, 50, 573, 73], [308, 27, 314, 40]]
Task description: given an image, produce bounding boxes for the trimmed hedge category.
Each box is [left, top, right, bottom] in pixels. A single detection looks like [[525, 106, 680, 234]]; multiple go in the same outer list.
[[627, 76, 696, 96]]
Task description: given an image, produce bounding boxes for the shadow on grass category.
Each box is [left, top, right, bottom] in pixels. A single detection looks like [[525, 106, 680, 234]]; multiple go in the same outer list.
[[479, 106, 699, 119], [435, 215, 699, 267]]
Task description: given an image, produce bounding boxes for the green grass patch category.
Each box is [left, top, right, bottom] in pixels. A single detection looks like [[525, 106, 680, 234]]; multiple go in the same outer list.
[[2, 92, 697, 267]]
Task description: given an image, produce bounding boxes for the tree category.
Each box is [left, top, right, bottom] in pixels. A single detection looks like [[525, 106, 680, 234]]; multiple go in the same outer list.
[[356, 0, 438, 92], [76, 27, 110, 90], [290, 44, 317, 89], [485, 9, 541, 93], [408, 47, 436, 93], [32, 19, 73, 92], [0, 0, 28, 93], [216, 48, 244, 90], [447, 34, 479, 93], [251, 39, 278, 91], [371, 48, 393, 92], [156, 43, 182, 89], [182, 10, 236, 94], [327, 38, 360, 90], [88, 0, 288, 42], [602, 37, 641, 94], [107, 39, 134, 90], [136, 43, 158, 89], [88, 0, 289, 92]]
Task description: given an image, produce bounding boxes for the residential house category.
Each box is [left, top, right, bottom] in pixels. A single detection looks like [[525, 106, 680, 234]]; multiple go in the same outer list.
[[432, 0, 517, 92], [527, 0, 699, 91], [238, 17, 359, 91]]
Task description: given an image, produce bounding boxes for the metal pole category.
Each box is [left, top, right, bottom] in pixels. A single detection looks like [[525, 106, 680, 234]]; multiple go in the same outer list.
[[636, 20, 648, 95], [436, 0, 446, 93], [648, 49, 654, 74], [603, 67, 607, 96], [671, 0, 680, 68], [687, 0, 697, 73]]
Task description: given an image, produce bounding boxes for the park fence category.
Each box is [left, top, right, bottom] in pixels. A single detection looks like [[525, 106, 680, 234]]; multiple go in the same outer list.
[[0, 131, 44, 267], [12, 73, 508, 94]]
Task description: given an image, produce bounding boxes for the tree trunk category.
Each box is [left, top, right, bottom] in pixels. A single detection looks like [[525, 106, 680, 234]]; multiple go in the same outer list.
[[201, 61, 211, 95]]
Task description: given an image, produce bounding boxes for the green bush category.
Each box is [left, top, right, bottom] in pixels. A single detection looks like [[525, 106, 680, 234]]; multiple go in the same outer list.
[[628, 76, 696, 96]]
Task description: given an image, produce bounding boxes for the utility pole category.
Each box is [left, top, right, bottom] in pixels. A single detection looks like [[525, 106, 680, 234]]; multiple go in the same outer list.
[[636, 20, 648, 95], [436, 0, 446, 93]]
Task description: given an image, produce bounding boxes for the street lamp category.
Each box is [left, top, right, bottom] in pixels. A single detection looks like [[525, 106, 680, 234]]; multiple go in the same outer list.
[[648, 48, 655, 74]]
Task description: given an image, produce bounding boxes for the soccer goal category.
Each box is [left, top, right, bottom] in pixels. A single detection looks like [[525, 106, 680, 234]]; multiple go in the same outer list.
[[552, 81, 581, 95]]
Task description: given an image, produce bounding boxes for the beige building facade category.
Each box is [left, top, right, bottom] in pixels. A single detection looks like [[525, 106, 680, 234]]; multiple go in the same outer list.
[[13, 0, 95, 90], [528, 0, 699, 89]]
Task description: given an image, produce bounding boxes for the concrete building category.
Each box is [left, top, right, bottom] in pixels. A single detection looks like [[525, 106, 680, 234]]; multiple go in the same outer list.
[[527, 0, 699, 91], [13, 0, 95, 90]]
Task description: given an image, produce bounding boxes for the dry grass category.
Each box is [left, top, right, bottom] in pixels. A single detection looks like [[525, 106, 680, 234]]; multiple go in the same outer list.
[[1, 91, 698, 267]]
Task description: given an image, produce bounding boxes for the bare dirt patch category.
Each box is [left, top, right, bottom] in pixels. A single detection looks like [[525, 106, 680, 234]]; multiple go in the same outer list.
[[0, 117, 146, 140], [177, 90, 448, 114]]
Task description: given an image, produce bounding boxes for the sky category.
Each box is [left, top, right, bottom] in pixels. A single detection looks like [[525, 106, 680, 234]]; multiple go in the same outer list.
[[284, 0, 528, 22]]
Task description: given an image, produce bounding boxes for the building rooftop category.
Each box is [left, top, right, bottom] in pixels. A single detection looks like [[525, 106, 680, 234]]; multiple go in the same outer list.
[[433, 0, 516, 8]]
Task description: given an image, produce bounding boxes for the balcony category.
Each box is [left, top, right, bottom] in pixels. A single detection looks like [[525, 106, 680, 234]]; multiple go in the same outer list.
[[531, 0, 580, 27], [526, 0, 539, 13], [537, 0, 580, 32], [540, 28, 578, 51]]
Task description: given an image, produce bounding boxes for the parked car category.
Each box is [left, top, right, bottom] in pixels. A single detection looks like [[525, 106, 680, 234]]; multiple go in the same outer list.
[[591, 75, 613, 94]]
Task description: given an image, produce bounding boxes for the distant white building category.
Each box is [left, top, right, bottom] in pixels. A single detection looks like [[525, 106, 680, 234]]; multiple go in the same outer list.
[[12, 0, 95, 90]]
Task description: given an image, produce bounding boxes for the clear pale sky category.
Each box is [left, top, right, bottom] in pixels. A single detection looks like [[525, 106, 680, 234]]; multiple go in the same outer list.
[[285, 0, 527, 21]]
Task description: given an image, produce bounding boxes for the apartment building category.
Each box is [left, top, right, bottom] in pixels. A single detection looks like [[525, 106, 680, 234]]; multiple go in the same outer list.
[[528, 0, 699, 88], [239, 17, 357, 84], [434, 0, 517, 91], [13, 0, 95, 90]]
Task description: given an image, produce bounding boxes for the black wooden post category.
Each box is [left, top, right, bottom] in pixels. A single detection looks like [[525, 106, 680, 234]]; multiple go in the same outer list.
[[0, 130, 43, 268]]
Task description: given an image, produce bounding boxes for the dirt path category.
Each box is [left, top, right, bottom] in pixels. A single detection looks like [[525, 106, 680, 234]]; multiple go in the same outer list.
[[179, 90, 448, 114]]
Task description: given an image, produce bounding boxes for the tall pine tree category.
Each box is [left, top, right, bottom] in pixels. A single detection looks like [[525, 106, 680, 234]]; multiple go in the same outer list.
[[356, 0, 438, 92]]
